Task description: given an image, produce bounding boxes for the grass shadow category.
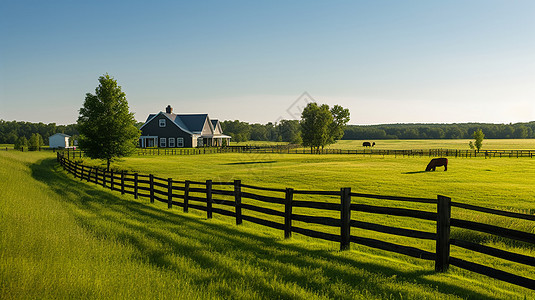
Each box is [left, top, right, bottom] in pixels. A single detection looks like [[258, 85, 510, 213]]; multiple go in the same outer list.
[[29, 157, 509, 299], [403, 171, 427, 174], [222, 161, 277, 165]]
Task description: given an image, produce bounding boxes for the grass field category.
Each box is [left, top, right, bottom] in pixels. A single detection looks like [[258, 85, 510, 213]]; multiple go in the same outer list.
[[231, 139, 535, 150], [2, 142, 535, 299], [328, 139, 535, 150]]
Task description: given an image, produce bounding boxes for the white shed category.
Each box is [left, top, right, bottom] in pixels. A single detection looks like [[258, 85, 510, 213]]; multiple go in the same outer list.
[[49, 133, 70, 148]]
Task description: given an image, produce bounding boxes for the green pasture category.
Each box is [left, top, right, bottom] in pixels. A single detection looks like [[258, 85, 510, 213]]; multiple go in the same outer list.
[[231, 139, 535, 150], [328, 139, 535, 150], [2, 150, 534, 299], [0, 144, 14, 149]]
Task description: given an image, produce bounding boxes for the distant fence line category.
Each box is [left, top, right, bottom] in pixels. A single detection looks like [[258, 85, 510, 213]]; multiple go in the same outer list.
[[59, 147, 535, 159], [4, 145, 534, 158], [57, 152, 535, 290]]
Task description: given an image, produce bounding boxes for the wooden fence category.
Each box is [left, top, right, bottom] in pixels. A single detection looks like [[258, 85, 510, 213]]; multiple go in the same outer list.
[[57, 152, 535, 290], [136, 147, 535, 158]]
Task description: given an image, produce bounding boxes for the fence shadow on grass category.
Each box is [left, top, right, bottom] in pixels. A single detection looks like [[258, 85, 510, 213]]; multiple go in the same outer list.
[[31, 157, 500, 299]]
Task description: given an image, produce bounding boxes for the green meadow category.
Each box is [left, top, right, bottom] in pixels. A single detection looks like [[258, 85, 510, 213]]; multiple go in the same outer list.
[[326, 139, 535, 150], [233, 139, 535, 150], [2, 140, 535, 299]]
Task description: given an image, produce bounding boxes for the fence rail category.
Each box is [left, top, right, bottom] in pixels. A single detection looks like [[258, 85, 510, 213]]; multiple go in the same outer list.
[[58, 147, 535, 159], [57, 152, 535, 290]]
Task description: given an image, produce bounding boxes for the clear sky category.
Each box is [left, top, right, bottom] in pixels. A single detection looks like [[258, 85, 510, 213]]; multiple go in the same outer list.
[[1, 1, 534, 125]]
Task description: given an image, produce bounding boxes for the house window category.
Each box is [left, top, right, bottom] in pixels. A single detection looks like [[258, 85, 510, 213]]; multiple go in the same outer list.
[[159, 119, 166, 127], [177, 137, 184, 148], [160, 138, 166, 148], [168, 138, 175, 148]]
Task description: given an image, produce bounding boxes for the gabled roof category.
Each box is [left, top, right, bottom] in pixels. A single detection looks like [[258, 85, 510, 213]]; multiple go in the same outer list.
[[141, 110, 221, 135], [211, 119, 222, 134], [140, 112, 194, 134], [50, 133, 70, 138], [176, 114, 210, 133]]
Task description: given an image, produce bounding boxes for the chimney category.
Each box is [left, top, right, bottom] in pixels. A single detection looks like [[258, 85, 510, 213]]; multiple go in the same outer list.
[[166, 105, 173, 114]]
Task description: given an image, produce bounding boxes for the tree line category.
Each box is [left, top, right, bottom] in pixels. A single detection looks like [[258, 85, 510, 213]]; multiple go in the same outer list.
[[0, 120, 78, 145], [3, 115, 534, 147], [221, 121, 535, 143], [342, 122, 535, 140]]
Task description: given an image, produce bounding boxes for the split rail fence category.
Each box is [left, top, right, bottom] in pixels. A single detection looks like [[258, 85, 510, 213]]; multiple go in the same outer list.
[[134, 147, 535, 158], [57, 152, 535, 290]]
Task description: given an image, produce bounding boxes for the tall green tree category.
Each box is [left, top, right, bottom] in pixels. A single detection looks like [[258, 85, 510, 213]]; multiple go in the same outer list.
[[77, 74, 140, 170], [472, 129, 485, 151], [327, 105, 350, 145], [29, 133, 41, 150], [14, 136, 28, 150], [301, 103, 348, 153]]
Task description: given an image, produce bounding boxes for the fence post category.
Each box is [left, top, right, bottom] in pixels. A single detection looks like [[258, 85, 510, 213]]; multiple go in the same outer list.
[[234, 180, 242, 225], [206, 180, 213, 219], [340, 187, 351, 251], [80, 165, 84, 181], [184, 181, 190, 212], [121, 171, 125, 195], [95, 168, 99, 185], [168, 178, 173, 209], [149, 174, 154, 203], [284, 188, 294, 239], [435, 195, 451, 272], [110, 169, 114, 190], [102, 169, 106, 188], [134, 173, 138, 199]]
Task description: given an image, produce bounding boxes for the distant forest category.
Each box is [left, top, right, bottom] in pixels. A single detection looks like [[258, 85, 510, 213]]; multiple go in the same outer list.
[[1, 119, 534, 145], [222, 121, 535, 142], [0, 120, 78, 144], [342, 122, 535, 140]]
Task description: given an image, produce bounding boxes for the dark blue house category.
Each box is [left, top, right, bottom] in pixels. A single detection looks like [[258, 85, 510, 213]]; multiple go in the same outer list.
[[139, 105, 230, 148]]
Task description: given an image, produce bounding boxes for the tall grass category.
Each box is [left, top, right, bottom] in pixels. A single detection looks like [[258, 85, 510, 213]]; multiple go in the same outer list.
[[2, 151, 534, 299]]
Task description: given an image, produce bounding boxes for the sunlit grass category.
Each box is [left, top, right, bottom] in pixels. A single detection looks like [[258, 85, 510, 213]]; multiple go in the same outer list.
[[329, 139, 535, 150], [2, 150, 534, 299]]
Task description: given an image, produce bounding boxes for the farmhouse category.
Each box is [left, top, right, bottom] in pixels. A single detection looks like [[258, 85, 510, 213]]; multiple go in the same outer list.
[[49, 133, 70, 148], [139, 105, 231, 148]]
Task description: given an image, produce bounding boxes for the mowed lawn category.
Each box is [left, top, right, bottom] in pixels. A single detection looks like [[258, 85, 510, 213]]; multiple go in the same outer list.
[[2, 149, 535, 299]]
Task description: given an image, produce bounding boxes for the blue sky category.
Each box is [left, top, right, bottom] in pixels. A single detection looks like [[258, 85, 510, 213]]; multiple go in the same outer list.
[[1, 1, 534, 125]]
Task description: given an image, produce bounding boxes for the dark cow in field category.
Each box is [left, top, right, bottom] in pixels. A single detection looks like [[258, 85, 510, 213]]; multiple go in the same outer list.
[[363, 142, 375, 147], [426, 158, 448, 171]]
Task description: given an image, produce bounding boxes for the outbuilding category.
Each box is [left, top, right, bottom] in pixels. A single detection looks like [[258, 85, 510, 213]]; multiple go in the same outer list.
[[49, 133, 70, 149]]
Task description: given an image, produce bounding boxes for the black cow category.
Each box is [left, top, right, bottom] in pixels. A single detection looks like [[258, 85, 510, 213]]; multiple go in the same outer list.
[[426, 158, 448, 171], [363, 142, 371, 147]]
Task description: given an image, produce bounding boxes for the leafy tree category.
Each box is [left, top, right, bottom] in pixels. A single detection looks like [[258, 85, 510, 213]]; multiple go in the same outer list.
[[472, 129, 485, 151], [278, 119, 302, 144], [327, 105, 350, 145], [29, 133, 41, 150], [301, 103, 349, 153], [14, 136, 28, 150], [77, 74, 140, 171]]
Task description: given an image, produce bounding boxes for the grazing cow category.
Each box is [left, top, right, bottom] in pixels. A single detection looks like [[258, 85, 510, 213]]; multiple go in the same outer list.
[[363, 142, 371, 147], [426, 158, 448, 171]]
